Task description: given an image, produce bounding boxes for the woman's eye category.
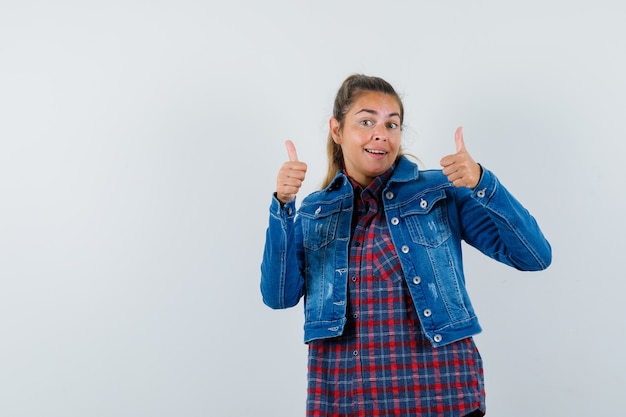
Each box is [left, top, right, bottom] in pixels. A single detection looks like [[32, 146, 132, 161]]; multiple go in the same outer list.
[[360, 120, 373, 126], [388, 122, 398, 129]]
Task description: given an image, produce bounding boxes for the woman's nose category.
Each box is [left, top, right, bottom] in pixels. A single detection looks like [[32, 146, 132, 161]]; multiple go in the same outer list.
[[373, 128, 387, 141]]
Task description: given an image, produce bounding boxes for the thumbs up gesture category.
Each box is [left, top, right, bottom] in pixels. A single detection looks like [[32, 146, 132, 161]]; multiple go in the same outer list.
[[276, 140, 308, 204], [440, 127, 482, 189]]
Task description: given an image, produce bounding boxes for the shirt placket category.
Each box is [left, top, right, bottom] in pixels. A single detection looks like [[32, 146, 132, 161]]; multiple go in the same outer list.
[[349, 191, 378, 411]]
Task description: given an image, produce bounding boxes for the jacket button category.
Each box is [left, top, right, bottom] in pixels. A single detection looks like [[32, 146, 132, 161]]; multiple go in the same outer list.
[[385, 191, 394, 200], [433, 334, 442, 343], [401, 245, 410, 253], [477, 188, 486, 198], [423, 309, 432, 317], [413, 276, 421, 285], [391, 217, 399, 225], [315, 206, 322, 215], [420, 198, 428, 209]]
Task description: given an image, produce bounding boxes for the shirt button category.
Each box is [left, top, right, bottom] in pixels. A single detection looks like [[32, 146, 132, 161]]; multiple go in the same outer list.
[[433, 334, 443, 343], [385, 191, 394, 200], [353, 313, 358, 319], [354, 242, 361, 247], [423, 309, 432, 317], [353, 350, 359, 356], [351, 276, 357, 282], [391, 217, 399, 225], [412, 276, 421, 285], [401, 245, 410, 254]]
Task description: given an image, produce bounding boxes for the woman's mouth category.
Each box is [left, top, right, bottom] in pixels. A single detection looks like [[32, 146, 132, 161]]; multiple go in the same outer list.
[[365, 149, 387, 155]]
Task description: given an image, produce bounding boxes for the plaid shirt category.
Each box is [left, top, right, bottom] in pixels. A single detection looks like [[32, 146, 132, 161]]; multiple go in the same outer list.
[[306, 168, 486, 417]]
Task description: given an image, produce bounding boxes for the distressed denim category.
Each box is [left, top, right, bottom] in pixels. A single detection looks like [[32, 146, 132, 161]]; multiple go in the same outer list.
[[260, 156, 551, 346]]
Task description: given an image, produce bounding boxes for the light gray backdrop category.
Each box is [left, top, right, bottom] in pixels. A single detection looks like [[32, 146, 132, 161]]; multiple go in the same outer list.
[[1, 1, 624, 416]]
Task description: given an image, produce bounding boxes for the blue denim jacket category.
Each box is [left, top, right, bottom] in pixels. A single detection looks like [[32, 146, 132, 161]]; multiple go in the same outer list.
[[260, 156, 551, 347]]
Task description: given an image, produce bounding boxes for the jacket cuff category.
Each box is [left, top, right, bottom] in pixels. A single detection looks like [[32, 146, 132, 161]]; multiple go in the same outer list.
[[271, 193, 297, 219], [470, 165, 497, 204]]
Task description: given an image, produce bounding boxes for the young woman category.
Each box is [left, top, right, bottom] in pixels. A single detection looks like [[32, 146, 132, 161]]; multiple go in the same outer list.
[[260, 74, 551, 416]]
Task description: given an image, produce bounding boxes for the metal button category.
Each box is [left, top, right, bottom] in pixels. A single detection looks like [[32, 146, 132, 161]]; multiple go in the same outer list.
[[315, 206, 322, 215], [420, 198, 428, 209], [385, 191, 394, 200], [412, 276, 421, 285], [433, 334, 442, 343], [391, 217, 399, 225], [353, 350, 359, 356], [401, 245, 409, 254], [477, 188, 486, 198], [423, 309, 432, 317]]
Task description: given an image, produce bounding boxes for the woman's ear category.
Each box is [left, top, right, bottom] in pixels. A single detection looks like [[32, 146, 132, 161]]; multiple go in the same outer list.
[[329, 117, 341, 144]]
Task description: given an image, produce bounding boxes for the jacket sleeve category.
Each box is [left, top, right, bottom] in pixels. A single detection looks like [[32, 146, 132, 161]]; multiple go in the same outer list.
[[260, 194, 305, 309], [456, 167, 552, 271]]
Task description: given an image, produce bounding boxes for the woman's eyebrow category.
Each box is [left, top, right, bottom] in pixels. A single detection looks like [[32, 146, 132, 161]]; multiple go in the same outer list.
[[355, 108, 401, 118]]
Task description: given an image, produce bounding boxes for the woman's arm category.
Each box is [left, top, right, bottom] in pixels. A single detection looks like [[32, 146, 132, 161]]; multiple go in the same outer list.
[[260, 196, 305, 309], [456, 167, 552, 271]]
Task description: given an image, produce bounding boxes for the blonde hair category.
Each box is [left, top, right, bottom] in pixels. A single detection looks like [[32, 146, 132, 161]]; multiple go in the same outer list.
[[321, 74, 405, 189]]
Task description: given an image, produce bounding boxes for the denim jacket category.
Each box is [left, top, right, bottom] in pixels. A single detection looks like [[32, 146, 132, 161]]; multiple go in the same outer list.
[[260, 156, 551, 347]]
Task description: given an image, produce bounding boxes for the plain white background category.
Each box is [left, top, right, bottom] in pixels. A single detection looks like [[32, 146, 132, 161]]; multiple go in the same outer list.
[[1, 1, 624, 416]]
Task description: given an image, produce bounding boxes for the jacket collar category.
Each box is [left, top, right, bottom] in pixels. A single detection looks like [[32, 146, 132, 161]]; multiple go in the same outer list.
[[388, 155, 420, 184]]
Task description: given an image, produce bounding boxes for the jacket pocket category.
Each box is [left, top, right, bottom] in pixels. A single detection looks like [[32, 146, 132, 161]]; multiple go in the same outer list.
[[400, 189, 451, 248], [300, 200, 341, 250]]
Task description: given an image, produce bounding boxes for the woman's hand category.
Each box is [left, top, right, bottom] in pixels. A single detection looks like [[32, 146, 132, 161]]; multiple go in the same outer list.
[[440, 127, 482, 189], [276, 140, 307, 204]]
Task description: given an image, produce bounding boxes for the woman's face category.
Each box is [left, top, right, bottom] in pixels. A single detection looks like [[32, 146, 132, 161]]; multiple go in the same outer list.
[[330, 91, 402, 187]]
